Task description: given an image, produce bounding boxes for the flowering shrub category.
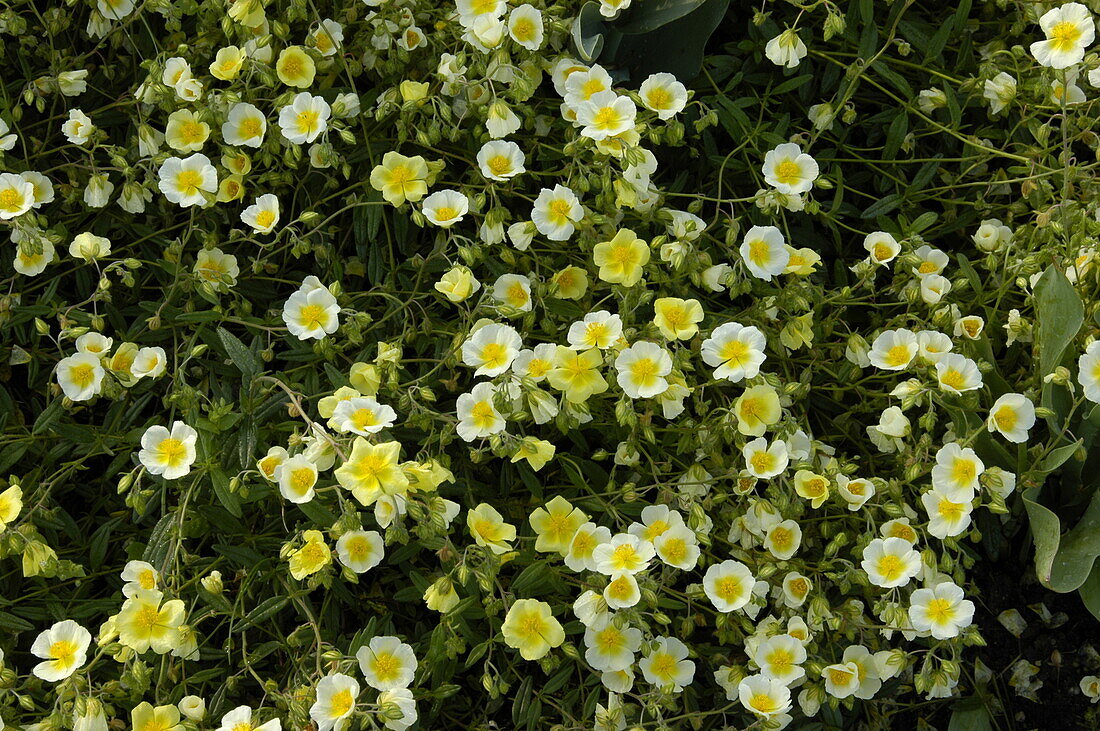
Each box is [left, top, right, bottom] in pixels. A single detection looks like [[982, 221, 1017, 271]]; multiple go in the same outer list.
[[5, 0, 1100, 728]]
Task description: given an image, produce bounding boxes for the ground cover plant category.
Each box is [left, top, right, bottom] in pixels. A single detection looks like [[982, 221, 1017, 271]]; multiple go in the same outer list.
[[3, 0, 1100, 728]]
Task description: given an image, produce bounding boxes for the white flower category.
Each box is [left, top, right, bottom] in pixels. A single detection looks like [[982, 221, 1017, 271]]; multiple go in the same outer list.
[[215, 707, 281, 731], [739, 225, 789, 280], [639, 637, 694, 692], [507, 4, 544, 49], [132, 347, 168, 379], [309, 673, 359, 731], [377, 688, 417, 730], [565, 522, 611, 572], [917, 330, 952, 362], [701, 322, 767, 381], [222, 102, 267, 147], [930, 442, 983, 503], [639, 73, 688, 119], [917, 88, 946, 114], [31, 620, 91, 682], [603, 572, 641, 609], [274, 455, 318, 503], [837, 475, 875, 510], [356, 636, 417, 691], [908, 581, 975, 639], [62, 109, 95, 145], [864, 231, 900, 265], [984, 72, 1017, 114], [56, 352, 105, 401], [83, 173, 113, 208], [743, 437, 788, 479], [764, 519, 802, 560], [752, 635, 807, 685], [653, 525, 700, 570], [567, 311, 623, 350], [971, 218, 1013, 252], [422, 189, 469, 227], [12, 235, 55, 274], [703, 559, 755, 612], [564, 65, 613, 108], [577, 91, 637, 140], [121, 560, 159, 598], [282, 276, 340, 340], [241, 193, 280, 234], [868, 328, 918, 370], [476, 140, 525, 181], [278, 92, 331, 144], [461, 322, 522, 376], [935, 353, 983, 394], [987, 392, 1035, 443], [0, 172, 34, 219], [593, 533, 654, 575], [584, 616, 642, 672], [920, 273, 952, 304], [867, 406, 910, 453], [1031, 2, 1094, 69], [861, 537, 921, 588], [615, 341, 672, 399], [139, 422, 198, 480], [158, 153, 218, 207], [913, 245, 950, 277], [1079, 341, 1100, 402], [762, 143, 818, 195], [921, 485, 973, 539], [823, 661, 861, 699], [332, 397, 396, 436], [531, 184, 582, 241], [739, 673, 793, 717], [336, 530, 384, 573], [486, 101, 521, 138], [456, 382, 506, 441], [492, 273, 532, 311], [0, 118, 17, 150], [764, 29, 808, 68], [1080, 675, 1100, 703], [310, 19, 344, 56], [21, 171, 54, 208]]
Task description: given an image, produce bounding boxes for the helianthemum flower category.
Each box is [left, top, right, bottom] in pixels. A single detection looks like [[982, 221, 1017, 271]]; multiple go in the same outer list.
[[1031, 2, 1094, 68], [139, 421, 198, 480], [501, 599, 564, 660], [762, 143, 818, 195], [30, 620, 91, 682]]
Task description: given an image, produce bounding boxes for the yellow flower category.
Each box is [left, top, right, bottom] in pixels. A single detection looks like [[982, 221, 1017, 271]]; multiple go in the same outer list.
[[435, 265, 481, 302], [551, 265, 588, 300], [400, 80, 430, 102], [653, 297, 704, 340], [165, 109, 210, 153], [592, 229, 650, 286], [276, 46, 316, 88], [288, 529, 332, 580], [511, 437, 557, 472], [116, 589, 186, 654], [319, 385, 361, 419], [209, 46, 245, 80], [794, 470, 830, 508], [467, 502, 516, 554], [131, 702, 182, 731], [350, 362, 381, 396], [547, 346, 608, 403], [335, 438, 410, 505], [370, 151, 429, 206], [0, 484, 23, 530], [217, 174, 245, 203], [529, 495, 587, 554], [502, 598, 564, 660], [734, 384, 782, 436], [424, 576, 461, 613]]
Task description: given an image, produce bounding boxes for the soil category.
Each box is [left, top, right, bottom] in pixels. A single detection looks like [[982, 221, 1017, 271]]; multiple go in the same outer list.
[[965, 564, 1100, 730]]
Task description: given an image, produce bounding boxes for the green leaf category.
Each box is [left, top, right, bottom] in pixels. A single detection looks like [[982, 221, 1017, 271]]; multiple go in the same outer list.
[[860, 193, 902, 219], [947, 697, 992, 731], [615, 0, 709, 34], [571, 2, 606, 62], [1037, 439, 1082, 474], [237, 596, 288, 631], [1080, 563, 1100, 622], [1034, 265, 1084, 376], [216, 326, 261, 379], [210, 467, 243, 517], [1023, 487, 1100, 593], [605, 0, 729, 80]]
